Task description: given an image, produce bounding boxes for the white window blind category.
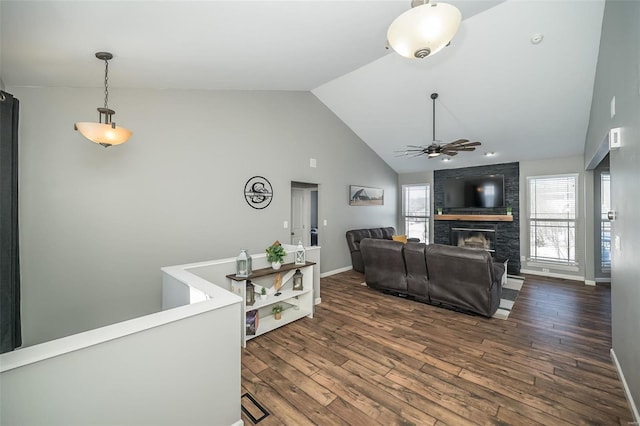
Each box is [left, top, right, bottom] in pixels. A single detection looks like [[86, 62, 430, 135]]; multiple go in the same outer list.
[[402, 184, 430, 243], [527, 175, 578, 264]]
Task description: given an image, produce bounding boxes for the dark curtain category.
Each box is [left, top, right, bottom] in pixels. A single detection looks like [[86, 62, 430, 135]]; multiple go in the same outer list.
[[0, 90, 21, 353]]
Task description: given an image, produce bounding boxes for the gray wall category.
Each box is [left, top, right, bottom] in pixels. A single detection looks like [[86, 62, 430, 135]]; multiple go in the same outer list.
[[11, 87, 397, 346], [584, 0, 640, 414]]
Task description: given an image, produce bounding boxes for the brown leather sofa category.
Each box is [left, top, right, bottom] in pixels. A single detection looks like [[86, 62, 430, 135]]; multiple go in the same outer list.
[[359, 238, 504, 317], [345, 227, 396, 273]]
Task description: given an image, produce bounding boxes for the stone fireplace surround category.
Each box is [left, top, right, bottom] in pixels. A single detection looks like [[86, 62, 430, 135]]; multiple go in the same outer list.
[[434, 162, 520, 275]]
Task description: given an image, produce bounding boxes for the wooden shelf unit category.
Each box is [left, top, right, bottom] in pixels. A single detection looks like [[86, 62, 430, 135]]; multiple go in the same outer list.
[[227, 262, 315, 347], [434, 214, 513, 222]]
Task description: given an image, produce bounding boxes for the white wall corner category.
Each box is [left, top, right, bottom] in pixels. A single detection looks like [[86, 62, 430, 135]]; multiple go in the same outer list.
[[610, 348, 640, 424]]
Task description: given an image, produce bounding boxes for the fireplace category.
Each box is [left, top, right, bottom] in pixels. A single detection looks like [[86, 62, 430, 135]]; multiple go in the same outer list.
[[451, 227, 496, 253]]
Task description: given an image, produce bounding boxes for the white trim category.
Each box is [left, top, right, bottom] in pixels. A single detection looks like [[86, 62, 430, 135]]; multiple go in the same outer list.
[[320, 266, 352, 277], [526, 261, 579, 272], [519, 268, 585, 282], [611, 348, 640, 424], [230, 421, 244, 426], [314, 297, 322, 305], [584, 280, 596, 286], [595, 277, 611, 283]]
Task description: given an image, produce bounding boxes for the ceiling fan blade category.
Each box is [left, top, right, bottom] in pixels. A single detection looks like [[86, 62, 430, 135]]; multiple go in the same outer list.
[[442, 151, 459, 156], [446, 139, 470, 146], [442, 140, 481, 149], [451, 147, 477, 152]]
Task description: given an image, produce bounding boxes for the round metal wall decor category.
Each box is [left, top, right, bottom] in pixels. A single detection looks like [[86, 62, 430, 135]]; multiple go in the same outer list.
[[244, 176, 273, 209]]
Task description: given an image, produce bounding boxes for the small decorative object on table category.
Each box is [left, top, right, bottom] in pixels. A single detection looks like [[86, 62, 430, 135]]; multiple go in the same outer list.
[[245, 280, 255, 306], [274, 273, 283, 296], [292, 269, 303, 291], [506, 206, 512, 216], [236, 249, 252, 278], [266, 240, 286, 270], [294, 241, 306, 265], [260, 287, 267, 300], [272, 305, 284, 320], [437, 207, 443, 215]]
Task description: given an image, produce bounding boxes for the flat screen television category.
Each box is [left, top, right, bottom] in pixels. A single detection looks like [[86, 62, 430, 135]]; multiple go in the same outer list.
[[444, 174, 505, 209]]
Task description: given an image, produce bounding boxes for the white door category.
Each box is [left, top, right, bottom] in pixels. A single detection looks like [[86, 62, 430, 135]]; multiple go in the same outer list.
[[291, 188, 309, 246]]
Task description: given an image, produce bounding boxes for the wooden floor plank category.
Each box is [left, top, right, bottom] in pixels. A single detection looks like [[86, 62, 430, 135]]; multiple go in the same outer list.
[[240, 270, 633, 425]]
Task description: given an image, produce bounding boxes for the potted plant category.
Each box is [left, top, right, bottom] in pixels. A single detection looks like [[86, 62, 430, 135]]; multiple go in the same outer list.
[[506, 206, 513, 216], [437, 207, 443, 215], [259, 287, 267, 300], [272, 304, 284, 320], [266, 240, 286, 270]]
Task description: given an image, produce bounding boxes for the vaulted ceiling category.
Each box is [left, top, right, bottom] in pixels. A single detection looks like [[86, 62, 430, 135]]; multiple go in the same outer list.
[[1, 0, 604, 173]]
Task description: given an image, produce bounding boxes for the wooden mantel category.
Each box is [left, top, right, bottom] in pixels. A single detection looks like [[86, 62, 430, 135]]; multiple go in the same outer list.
[[434, 214, 513, 222]]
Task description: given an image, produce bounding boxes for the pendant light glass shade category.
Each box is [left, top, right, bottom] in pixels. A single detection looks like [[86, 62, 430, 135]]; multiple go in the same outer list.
[[387, 2, 461, 59], [75, 52, 132, 147], [74, 122, 132, 146]]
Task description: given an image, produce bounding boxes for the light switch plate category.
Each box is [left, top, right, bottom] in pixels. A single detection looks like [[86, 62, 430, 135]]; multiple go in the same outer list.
[[610, 127, 621, 149]]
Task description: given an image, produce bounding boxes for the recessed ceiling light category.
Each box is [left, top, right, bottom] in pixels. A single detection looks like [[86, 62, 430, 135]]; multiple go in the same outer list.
[[484, 152, 496, 157], [442, 157, 451, 162], [531, 33, 544, 45]]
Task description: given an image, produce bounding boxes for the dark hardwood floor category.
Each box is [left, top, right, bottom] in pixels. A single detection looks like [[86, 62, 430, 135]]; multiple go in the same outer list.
[[241, 270, 633, 425]]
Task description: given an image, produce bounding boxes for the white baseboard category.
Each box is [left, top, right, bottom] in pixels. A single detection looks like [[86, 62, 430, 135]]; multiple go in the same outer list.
[[519, 268, 585, 282], [610, 348, 640, 423], [314, 297, 322, 305], [230, 420, 244, 426], [320, 266, 352, 278], [584, 280, 596, 286]]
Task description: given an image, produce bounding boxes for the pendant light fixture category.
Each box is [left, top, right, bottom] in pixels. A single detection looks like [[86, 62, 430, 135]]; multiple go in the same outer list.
[[387, 0, 462, 59], [74, 52, 132, 147]]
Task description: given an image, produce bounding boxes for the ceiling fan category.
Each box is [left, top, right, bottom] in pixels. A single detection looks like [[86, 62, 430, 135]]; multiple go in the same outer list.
[[398, 93, 481, 159]]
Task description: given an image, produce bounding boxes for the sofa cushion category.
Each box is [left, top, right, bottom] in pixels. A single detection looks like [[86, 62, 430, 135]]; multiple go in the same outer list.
[[360, 238, 407, 293], [425, 244, 502, 317]]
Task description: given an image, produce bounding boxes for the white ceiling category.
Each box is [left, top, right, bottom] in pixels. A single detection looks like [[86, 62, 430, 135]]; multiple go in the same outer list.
[[1, 0, 604, 174]]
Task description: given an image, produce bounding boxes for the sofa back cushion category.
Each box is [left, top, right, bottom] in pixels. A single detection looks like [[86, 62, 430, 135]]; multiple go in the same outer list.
[[345, 229, 372, 253], [360, 238, 407, 292], [369, 227, 395, 240], [425, 244, 501, 317]]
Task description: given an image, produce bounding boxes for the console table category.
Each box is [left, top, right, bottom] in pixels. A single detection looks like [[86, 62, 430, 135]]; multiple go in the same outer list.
[[227, 262, 315, 347]]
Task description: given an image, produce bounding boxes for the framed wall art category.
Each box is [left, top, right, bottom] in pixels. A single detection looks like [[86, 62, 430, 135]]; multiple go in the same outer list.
[[349, 185, 384, 206]]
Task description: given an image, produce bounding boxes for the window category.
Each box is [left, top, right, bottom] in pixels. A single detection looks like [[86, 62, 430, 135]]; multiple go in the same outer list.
[[527, 174, 578, 264], [402, 184, 430, 243]]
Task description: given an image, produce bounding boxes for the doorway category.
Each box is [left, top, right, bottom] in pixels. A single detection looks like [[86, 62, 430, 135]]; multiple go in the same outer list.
[[594, 155, 611, 280], [291, 182, 319, 247]]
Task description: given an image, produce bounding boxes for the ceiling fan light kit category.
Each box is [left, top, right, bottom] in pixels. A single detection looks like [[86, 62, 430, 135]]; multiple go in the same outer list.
[[387, 0, 461, 59], [74, 52, 132, 148]]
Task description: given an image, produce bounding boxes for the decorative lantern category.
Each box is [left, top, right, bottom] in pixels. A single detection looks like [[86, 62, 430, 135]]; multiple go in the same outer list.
[[236, 249, 252, 278], [245, 280, 255, 306], [292, 269, 304, 291], [294, 241, 306, 266]]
